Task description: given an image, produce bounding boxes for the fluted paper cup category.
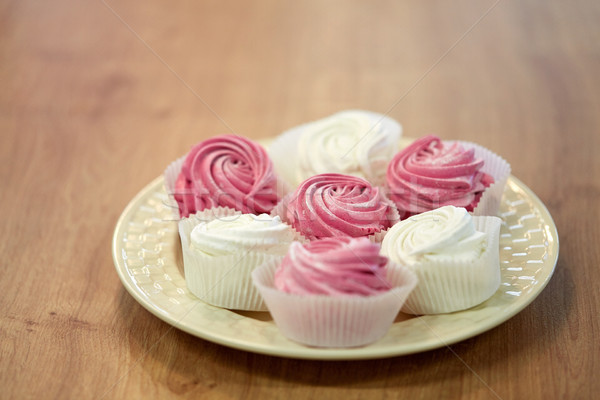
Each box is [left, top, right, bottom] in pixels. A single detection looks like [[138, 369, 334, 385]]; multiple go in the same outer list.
[[266, 126, 303, 191], [369, 192, 401, 243], [400, 215, 502, 315], [252, 260, 418, 348], [453, 141, 511, 217], [178, 208, 300, 311], [164, 155, 187, 219]]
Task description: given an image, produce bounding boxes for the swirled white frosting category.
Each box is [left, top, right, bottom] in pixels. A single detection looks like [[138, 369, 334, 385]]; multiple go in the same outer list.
[[380, 206, 487, 265], [190, 214, 294, 257], [296, 110, 401, 184]]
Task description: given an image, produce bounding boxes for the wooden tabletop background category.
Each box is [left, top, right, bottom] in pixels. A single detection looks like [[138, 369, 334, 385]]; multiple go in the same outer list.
[[2, 0, 599, 399]]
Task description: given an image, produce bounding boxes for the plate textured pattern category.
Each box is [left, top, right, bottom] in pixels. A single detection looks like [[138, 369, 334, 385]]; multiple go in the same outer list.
[[113, 177, 558, 359]]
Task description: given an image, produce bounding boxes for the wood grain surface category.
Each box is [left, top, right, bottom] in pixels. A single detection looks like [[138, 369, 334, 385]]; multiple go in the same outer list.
[[1, 0, 599, 399]]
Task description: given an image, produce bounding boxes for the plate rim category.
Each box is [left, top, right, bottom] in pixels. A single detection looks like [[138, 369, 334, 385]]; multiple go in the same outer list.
[[112, 174, 559, 360]]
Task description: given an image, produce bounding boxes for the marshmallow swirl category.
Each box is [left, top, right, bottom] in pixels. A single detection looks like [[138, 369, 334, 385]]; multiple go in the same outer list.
[[297, 110, 401, 185], [274, 237, 391, 296], [386, 135, 494, 217], [174, 135, 280, 217], [285, 173, 394, 240], [190, 214, 294, 257], [381, 206, 487, 266]]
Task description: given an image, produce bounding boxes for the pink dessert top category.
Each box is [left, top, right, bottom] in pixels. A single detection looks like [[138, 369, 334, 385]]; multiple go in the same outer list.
[[285, 173, 393, 240], [274, 237, 391, 296], [174, 135, 280, 217], [386, 135, 494, 218]]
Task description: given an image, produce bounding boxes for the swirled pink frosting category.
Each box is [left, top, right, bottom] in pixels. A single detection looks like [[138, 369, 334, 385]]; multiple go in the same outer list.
[[274, 237, 391, 296], [386, 135, 494, 217], [174, 135, 280, 217], [285, 173, 393, 240]]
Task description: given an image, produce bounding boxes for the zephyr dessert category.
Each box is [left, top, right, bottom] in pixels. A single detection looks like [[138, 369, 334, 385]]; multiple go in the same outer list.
[[165, 134, 282, 218], [252, 237, 417, 347], [269, 110, 402, 188], [380, 205, 502, 314], [386, 135, 510, 218], [275, 173, 398, 241], [179, 210, 297, 311]]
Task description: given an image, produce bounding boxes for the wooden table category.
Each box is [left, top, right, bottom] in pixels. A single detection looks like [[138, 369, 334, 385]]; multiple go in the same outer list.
[[2, 0, 598, 398]]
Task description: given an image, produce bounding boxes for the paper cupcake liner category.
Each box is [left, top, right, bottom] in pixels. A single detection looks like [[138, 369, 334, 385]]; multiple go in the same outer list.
[[373, 191, 400, 242], [369, 229, 389, 244], [270, 192, 295, 225], [268, 110, 402, 189], [267, 125, 303, 191], [271, 192, 399, 243], [454, 141, 511, 217], [252, 260, 418, 348], [163, 155, 187, 219], [178, 208, 300, 311], [183, 206, 242, 223], [275, 176, 295, 199], [400, 215, 502, 315]]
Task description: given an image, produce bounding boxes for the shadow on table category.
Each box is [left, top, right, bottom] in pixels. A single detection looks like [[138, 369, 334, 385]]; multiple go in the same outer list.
[[114, 255, 571, 396]]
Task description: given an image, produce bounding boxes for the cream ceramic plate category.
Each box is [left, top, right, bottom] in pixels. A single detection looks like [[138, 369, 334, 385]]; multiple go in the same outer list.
[[112, 165, 558, 360]]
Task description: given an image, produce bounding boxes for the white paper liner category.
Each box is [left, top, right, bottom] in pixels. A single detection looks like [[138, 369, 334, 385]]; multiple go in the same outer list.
[[178, 208, 301, 311], [270, 192, 294, 225], [377, 192, 401, 241], [268, 110, 402, 189], [370, 229, 389, 244], [275, 176, 294, 199], [271, 191, 399, 243], [453, 141, 511, 217], [399, 215, 502, 315], [163, 155, 187, 220], [252, 260, 418, 348], [267, 126, 302, 192]]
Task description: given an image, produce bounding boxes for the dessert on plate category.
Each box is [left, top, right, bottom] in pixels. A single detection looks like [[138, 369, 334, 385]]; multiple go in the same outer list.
[[165, 134, 282, 218], [386, 135, 510, 218], [380, 205, 502, 314], [276, 173, 398, 241], [252, 237, 418, 347], [169, 122, 509, 326], [179, 209, 297, 311], [269, 110, 402, 188]]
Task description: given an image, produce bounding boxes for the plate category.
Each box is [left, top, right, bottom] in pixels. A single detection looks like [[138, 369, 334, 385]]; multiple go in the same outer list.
[[112, 163, 558, 360]]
